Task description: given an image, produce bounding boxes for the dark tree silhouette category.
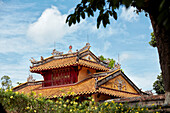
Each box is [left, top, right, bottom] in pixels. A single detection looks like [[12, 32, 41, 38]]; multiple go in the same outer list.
[[66, 0, 170, 104]]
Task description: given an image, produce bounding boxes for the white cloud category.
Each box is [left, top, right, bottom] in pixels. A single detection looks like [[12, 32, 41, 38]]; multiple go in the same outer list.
[[127, 71, 158, 92], [120, 51, 146, 63], [149, 24, 153, 30], [27, 6, 78, 45], [120, 7, 139, 22], [104, 41, 111, 51], [120, 53, 130, 62], [90, 23, 128, 39]]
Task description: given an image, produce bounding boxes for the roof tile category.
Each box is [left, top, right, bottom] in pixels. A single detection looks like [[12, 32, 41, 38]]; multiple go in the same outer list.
[[30, 57, 109, 72]]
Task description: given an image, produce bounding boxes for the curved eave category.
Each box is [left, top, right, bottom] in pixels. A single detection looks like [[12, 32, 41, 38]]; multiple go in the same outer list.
[[30, 59, 109, 73]]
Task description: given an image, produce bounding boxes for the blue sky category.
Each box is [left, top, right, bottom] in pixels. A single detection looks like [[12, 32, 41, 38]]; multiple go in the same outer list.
[[0, 0, 161, 92]]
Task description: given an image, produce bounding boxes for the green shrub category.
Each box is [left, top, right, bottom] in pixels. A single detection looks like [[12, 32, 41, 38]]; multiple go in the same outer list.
[[0, 89, 159, 113]]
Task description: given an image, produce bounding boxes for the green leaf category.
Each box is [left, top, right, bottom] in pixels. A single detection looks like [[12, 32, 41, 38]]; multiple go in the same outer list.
[[77, 16, 80, 23], [81, 12, 85, 19], [66, 14, 72, 23], [97, 16, 102, 28], [113, 11, 117, 20]]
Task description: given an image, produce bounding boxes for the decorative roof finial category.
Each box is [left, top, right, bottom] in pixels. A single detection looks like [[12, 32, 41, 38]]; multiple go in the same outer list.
[[27, 75, 35, 82], [51, 49, 63, 56], [29, 57, 36, 63], [115, 63, 121, 69], [68, 45, 72, 53], [41, 56, 44, 61]]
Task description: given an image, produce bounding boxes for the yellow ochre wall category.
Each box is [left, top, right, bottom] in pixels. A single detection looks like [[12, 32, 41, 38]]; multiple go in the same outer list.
[[101, 75, 138, 94], [78, 66, 96, 81]]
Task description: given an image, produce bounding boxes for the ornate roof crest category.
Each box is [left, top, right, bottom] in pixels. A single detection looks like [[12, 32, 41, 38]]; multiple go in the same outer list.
[[51, 49, 63, 56]]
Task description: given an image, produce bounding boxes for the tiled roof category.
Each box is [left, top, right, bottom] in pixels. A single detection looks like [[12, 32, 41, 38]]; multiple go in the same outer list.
[[98, 69, 120, 81], [16, 78, 96, 98], [78, 59, 109, 71], [15, 78, 139, 98], [98, 87, 139, 98], [30, 57, 109, 72], [109, 94, 165, 103]]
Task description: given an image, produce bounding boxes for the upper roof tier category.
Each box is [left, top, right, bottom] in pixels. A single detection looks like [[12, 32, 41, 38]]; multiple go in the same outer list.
[[30, 43, 110, 73]]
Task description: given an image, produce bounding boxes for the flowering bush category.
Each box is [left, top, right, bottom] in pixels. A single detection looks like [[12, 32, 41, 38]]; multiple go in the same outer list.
[[0, 89, 159, 113]]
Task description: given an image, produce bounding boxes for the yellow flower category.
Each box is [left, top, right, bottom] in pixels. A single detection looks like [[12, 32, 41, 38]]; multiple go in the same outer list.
[[9, 89, 12, 92], [66, 99, 70, 103], [32, 91, 36, 96], [52, 108, 54, 110], [119, 103, 123, 106], [92, 99, 95, 101], [53, 95, 57, 98], [141, 108, 144, 111], [10, 96, 13, 99], [111, 100, 115, 103], [62, 93, 65, 96], [73, 101, 78, 105], [151, 103, 154, 106], [76, 96, 79, 100], [95, 106, 97, 110], [15, 92, 19, 95], [59, 89, 64, 91], [26, 106, 30, 109], [71, 92, 75, 95], [59, 101, 62, 104], [48, 100, 53, 103], [38, 93, 42, 96], [63, 104, 67, 107], [135, 112, 139, 113], [70, 109, 72, 112], [105, 102, 108, 106], [34, 110, 36, 112], [70, 88, 72, 90], [67, 91, 71, 94]]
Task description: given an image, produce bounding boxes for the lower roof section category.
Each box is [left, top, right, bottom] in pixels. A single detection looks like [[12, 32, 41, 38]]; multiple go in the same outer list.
[[13, 77, 140, 99]]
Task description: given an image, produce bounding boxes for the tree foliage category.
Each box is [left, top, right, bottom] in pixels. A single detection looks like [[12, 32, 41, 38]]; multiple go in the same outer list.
[[66, 0, 170, 104], [0, 89, 159, 112], [66, 0, 170, 29], [99, 55, 115, 68], [149, 32, 157, 47], [153, 73, 165, 94], [1, 75, 12, 91], [17, 82, 22, 85]]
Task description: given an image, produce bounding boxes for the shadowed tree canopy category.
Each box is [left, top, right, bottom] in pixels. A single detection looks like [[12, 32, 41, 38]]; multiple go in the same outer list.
[[153, 73, 165, 94], [66, 0, 170, 29], [1, 75, 12, 91], [66, 0, 170, 104]]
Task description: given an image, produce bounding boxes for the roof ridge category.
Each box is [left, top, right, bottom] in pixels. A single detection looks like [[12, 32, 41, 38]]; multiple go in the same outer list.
[[98, 69, 120, 81]]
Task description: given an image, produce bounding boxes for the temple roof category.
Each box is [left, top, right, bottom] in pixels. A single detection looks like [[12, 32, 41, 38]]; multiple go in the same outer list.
[[30, 43, 110, 72], [30, 56, 109, 72], [13, 69, 143, 98]]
